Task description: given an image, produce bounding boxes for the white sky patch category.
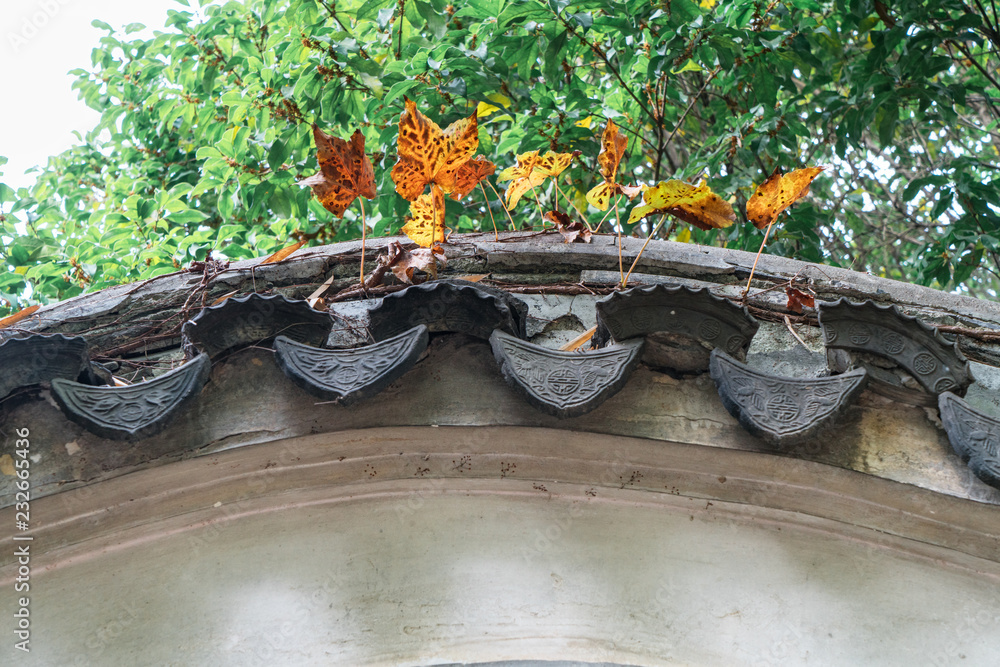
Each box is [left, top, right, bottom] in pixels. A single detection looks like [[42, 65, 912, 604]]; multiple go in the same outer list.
[[0, 0, 196, 191]]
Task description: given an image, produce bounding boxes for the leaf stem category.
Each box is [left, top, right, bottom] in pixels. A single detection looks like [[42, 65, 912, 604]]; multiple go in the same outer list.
[[359, 197, 367, 283], [623, 212, 669, 286], [612, 194, 624, 287], [554, 181, 592, 231], [480, 181, 499, 241], [744, 220, 775, 300], [530, 184, 546, 226], [486, 180, 518, 231]]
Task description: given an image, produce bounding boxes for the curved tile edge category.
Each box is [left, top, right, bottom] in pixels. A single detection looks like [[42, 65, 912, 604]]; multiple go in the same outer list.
[[594, 283, 759, 362], [51, 354, 211, 440], [367, 280, 528, 341], [710, 349, 868, 447], [818, 298, 971, 401], [0, 334, 93, 400], [938, 392, 1000, 490], [181, 293, 333, 359], [490, 329, 644, 419], [274, 325, 429, 405]]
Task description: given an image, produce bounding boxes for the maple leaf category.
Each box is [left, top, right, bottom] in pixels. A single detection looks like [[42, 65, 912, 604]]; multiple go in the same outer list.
[[544, 210, 591, 243], [585, 120, 641, 210], [449, 155, 496, 201], [627, 180, 736, 230], [402, 183, 446, 247], [497, 150, 578, 208], [746, 166, 824, 229], [391, 97, 480, 201], [299, 125, 376, 217]]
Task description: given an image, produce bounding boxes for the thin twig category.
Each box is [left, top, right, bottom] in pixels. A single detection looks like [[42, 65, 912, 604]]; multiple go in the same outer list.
[[784, 314, 809, 348], [479, 182, 499, 241], [487, 180, 518, 230]]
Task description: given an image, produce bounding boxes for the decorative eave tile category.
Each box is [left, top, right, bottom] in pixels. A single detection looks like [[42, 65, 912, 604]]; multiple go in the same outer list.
[[0, 334, 93, 400], [368, 280, 528, 341], [818, 299, 971, 402], [274, 325, 429, 405], [51, 353, 211, 440], [710, 349, 868, 447], [938, 393, 1000, 490], [593, 284, 759, 371], [182, 293, 332, 359], [490, 329, 644, 419]]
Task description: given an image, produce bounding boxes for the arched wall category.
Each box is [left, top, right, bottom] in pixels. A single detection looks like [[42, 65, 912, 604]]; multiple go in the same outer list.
[[3, 425, 999, 665]]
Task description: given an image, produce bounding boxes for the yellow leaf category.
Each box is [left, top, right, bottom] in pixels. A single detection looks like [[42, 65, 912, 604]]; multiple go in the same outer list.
[[0, 454, 14, 476], [700, 0, 717, 7], [403, 184, 446, 247], [575, 116, 593, 128], [586, 181, 616, 211], [746, 166, 824, 229], [486, 92, 511, 107], [627, 179, 736, 230], [586, 119, 631, 210], [477, 101, 501, 118], [675, 227, 692, 243], [497, 150, 578, 208]]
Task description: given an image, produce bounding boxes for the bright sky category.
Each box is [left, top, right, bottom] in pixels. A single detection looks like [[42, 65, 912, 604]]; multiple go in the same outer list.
[[0, 0, 200, 191]]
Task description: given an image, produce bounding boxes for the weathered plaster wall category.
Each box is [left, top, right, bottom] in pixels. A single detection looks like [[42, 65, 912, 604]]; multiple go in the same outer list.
[[2, 427, 998, 665]]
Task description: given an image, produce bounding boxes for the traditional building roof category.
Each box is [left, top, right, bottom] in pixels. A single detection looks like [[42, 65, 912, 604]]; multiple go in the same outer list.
[[2, 232, 999, 664]]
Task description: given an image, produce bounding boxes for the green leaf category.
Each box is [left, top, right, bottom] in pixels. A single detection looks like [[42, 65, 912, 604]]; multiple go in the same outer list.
[[267, 139, 290, 172], [166, 209, 210, 225]]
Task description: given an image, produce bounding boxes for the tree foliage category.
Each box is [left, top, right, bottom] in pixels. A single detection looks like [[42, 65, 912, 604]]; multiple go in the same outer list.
[[1, 0, 999, 314]]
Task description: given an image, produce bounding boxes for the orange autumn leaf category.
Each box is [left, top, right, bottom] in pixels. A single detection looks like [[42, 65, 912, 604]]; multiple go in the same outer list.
[[497, 150, 578, 208], [391, 98, 480, 201], [449, 155, 496, 201], [746, 166, 824, 229], [299, 125, 376, 217], [0, 304, 39, 330], [597, 119, 627, 182], [402, 183, 446, 247], [627, 179, 736, 230], [586, 119, 641, 211], [261, 239, 306, 265]]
